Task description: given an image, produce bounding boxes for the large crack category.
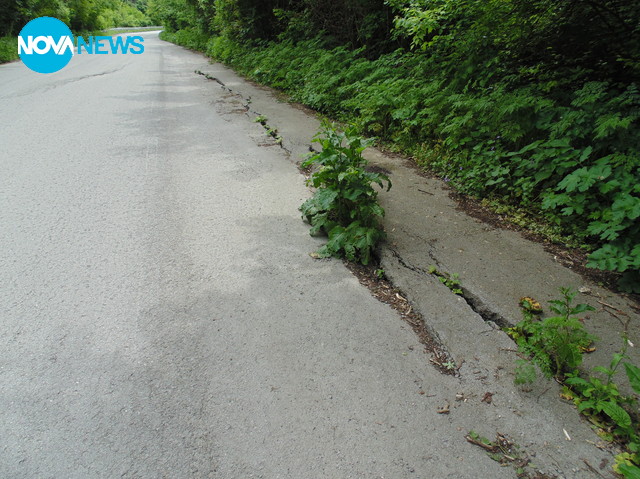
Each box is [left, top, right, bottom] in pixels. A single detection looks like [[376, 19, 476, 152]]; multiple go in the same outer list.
[[459, 287, 510, 329], [1, 66, 127, 100], [388, 248, 510, 329], [195, 69, 292, 155], [194, 67, 504, 370], [388, 246, 439, 275], [194, 69, 226, 87], [47, 66, 128, 90], [344, 260, 459, 376]]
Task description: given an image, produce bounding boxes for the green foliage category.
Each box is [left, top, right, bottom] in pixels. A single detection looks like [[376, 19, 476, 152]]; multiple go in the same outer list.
[[619, 462, 640, 479], [0, 0, 72, 35], [563, 339, 640, 478], [564, 351, 631, 426], [160, 27, 208, 50], [513, 359, 537, 386], [0, 0, 150, 36], [96, 0, 151, 28], [189, 33, 640, 291], [625, 362, 640, 394], [0, 36, 19, 63], [511, 290, 640, 477], [0, 0, 151, 63], [387, 0, 640, 85], [510, 288, 596, 381], [427, 265, 462, 294], [299, 122, 391, 264], [149, 0, 198, 32], [439, 272, 461, 294]]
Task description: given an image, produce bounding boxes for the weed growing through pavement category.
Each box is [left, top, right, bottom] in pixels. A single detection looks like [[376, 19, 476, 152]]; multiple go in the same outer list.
[[507, 288, 596, 381], [300, 121, 391, 265], [509, 288, 640, 478], [465, 431, 551, 478], [427, 265, 463, 295]]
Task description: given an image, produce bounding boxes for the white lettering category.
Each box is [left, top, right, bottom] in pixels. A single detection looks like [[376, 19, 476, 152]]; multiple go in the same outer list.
[[18, 35, 73, 55], [17, 36, 31, 54], [52, 36, 74, 55], [32, 36, 50, 54]]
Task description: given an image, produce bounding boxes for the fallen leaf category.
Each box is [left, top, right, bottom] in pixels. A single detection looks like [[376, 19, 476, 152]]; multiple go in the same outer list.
[[481, 392, 494, 404], [560, 391, 574, 401], [519, 296, 542, 314], [580, 346, 596, 353]]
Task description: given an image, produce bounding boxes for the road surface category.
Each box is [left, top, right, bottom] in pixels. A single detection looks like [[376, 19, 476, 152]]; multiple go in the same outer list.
[[0, 32, 581, 478]]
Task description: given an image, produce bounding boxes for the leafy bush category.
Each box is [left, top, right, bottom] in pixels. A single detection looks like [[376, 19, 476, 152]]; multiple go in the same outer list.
[[508, 288, 596, 380], [300, 122, 391, 264], [564, 344, 640, 479], [160, 28, 209, 51], [513, 291, 640, 479]]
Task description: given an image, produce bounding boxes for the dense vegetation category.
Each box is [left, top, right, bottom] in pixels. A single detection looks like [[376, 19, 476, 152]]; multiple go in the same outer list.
[[156, 0, 639, 292], [512, 291, 640, 478], [0, 0, 152, 36]]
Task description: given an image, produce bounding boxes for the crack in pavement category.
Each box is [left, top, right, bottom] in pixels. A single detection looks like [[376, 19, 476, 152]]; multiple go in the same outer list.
[[387, 247, 509, 329], [196, 69, 292, 155], [0, 66, 127, 100], [199, 65, 516, 355], [184, 59, 623, 479]]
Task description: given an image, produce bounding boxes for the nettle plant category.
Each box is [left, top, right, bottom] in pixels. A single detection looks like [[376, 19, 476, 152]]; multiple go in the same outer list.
[[300, 122, 391, 265]]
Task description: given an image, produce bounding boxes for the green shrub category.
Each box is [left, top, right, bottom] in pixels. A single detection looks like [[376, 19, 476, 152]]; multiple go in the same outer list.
[[300, 122, 391, 265], [160, 27, 209, 51], [508, 288, 596, 380], [513, 291, 640, 478]]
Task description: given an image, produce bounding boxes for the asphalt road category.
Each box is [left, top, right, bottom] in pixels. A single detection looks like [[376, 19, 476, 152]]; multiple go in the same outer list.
[[0, 33, 517, 478]]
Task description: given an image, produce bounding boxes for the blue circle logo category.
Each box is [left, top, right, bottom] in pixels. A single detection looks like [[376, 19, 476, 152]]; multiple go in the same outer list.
[[18, 17, 74, 74]]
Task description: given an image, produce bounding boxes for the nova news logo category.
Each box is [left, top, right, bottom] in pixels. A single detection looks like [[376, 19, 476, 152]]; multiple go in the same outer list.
[[18, 17, 144, 74]]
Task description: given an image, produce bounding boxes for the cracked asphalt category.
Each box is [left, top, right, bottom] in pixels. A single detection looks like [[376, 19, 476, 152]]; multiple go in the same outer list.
[[1, 32, 633, 478]]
